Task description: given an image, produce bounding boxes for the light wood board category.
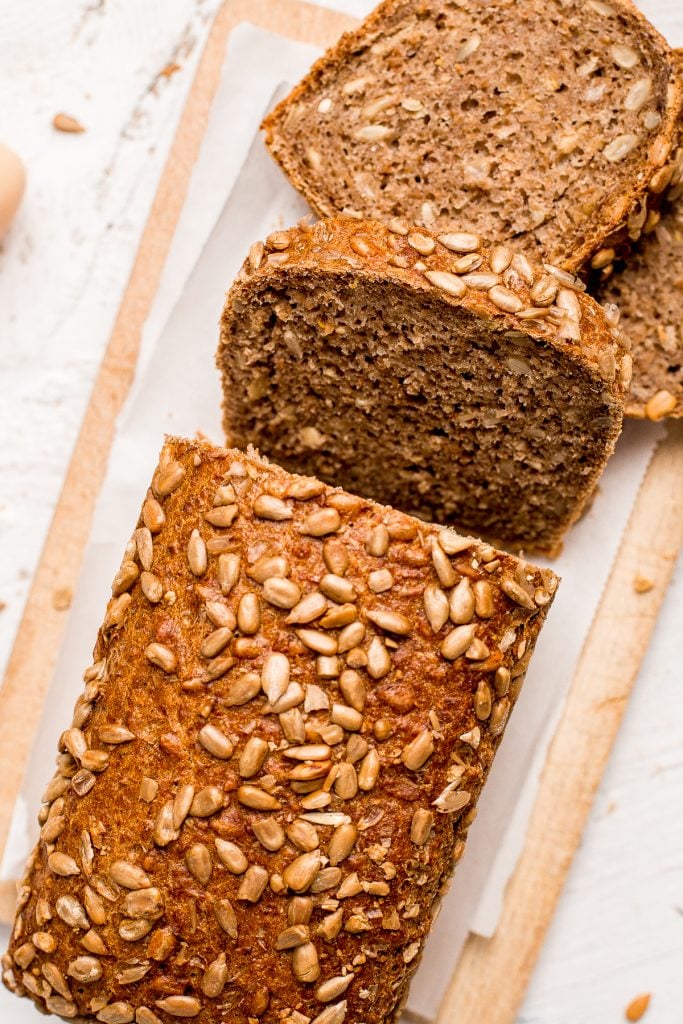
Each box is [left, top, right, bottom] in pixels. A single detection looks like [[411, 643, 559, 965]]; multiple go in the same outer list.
[[0, 3, 681, 1023]]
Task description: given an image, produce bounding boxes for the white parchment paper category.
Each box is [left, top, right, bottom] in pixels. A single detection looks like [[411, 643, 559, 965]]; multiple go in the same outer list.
[[0, 16, 677, 1023]]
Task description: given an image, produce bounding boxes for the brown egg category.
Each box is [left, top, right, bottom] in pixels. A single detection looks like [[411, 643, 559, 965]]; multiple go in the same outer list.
[[0, 142, 26, 239]]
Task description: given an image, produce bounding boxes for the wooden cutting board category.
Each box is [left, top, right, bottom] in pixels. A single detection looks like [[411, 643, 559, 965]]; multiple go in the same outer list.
[[0, 3, 681, 1022]]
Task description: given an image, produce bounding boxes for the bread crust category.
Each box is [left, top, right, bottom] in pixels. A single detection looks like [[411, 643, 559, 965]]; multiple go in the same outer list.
[[219, 217, 629, 556], [262, 0, 683, 275], [3, 439, 556, 1024]]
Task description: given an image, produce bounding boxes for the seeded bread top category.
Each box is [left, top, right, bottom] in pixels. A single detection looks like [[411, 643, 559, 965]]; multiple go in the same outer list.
[[4, 439, 556, 1024], [262, 0, 683, 274], [233, 216, 632, 401]]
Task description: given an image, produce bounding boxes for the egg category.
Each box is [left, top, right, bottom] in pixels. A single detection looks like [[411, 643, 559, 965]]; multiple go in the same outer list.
[[0, 142, 26, 239]]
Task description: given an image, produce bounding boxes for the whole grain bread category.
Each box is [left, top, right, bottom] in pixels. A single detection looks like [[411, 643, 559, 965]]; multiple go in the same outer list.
[[262, 0, 683, 274], [218, 217, 629, 557], [3, 438, 557, 1024], [594, 145, 683, 420]]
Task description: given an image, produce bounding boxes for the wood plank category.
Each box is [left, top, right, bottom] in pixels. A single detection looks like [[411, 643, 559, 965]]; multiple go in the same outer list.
[[0, 0, 354, 868], [437, 420, 683, 1024]]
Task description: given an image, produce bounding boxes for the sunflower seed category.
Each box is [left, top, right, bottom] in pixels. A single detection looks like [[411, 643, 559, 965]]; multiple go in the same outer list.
[[297, 629, 338, 655], [339, 670, 366, 711], [154, 461, 184, 497], [237, 592, 261, 634], [366, 636, 391, 678], [274, 923, 310, 952], [366, 608, 411, 635], [145, 643, 176, 673], [424, 269, 467, 298], [330, 704, 363, 731], [261, 652, 290, 703], [407, 231, 435, 255], [56, 895, 89, 929], [112, 560, 139, 596], [225, 671, 261, 706], [402, 731, 434, 770], [121, 888, 163, 920], [488, 285, 524, 313], [365, 523, 390, 556], [97, 1004, 135, 1024], [67, 955, 102, 983], [263, 576, 302, 609], [237, 865, 269, 902], [195, 951, 227, 998], [172, 784, 195, 830], [327, 824, 358, 865], [154, 996, 201, 1018], [441, 624, 477, 660], [217, 552, 240, 593], [449, 578, 475, 624], [239, 736, 269, 778], [189, 786, 223, 817], [438, 232, 480, 252], [214, 838, 248, 874], [109, 861, 150, 890], [287, 591, 328, 624], [410, 808, 434, 845], [252, 817, 285, 852], [185, 844, 212, 885], [198, 724, 233, 760], [501, 579, 535, 608], [338, 620, 366, 653], [293, 941, 321, 982], [48, 852, 80, 877], [237, 785, 281, 811], [357, 748, 380, 790], [214, 898, 238, 938], [140, 571, 163, 603]]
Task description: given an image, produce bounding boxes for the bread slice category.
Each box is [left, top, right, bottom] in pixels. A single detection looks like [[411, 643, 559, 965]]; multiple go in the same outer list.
[[218, 218, 629, 557], [595, 155, 683, 420], [262, 0, 683, 273], [3, 438, 557, 1024]]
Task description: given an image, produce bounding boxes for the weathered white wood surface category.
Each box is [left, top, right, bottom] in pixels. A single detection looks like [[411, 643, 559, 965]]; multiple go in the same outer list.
[[0, 1, 680, 1021]]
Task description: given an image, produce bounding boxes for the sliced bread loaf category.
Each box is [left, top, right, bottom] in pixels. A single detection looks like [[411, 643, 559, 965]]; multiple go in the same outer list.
[[595, 152, 683, 420], [4, 438, 557, 1024], [262, 0, 683, 272], [218, 218, 629, 556]]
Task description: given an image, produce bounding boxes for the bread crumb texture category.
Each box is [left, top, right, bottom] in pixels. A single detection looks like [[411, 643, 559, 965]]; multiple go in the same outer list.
[[3, 439, 557, 1024], [219, 218, 629, 556]]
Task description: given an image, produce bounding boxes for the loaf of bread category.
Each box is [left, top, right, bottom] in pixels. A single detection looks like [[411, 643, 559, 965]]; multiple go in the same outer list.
[[262, 0, 683, 273], [3, 438, 557, 1024], [595, 155, 683, 420], [218, 217, 630, 557]]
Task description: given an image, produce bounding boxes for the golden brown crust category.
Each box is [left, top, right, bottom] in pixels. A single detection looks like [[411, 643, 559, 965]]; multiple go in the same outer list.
[[262, 0, 683, 276], [3, 439, 556, 1024], [219, 217, 629, 557]]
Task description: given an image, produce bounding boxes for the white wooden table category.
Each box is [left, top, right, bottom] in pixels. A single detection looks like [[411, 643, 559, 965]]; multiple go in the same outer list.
[[0, 2, 681, 1021]]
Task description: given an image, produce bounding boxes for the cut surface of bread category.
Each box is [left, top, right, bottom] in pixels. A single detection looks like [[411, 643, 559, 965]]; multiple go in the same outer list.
[[3, 438, 557, 1024], [596, 186, 683, 419], [262, 0, 683, 272], [219, 218, 629, 557]]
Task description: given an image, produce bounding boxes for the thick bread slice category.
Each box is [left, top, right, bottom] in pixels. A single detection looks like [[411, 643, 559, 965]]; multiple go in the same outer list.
[[596, 182, 683, 419], [218, 218, 629, 557], [262, 0, 683, 273], [3, 438, 557, 1024]]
